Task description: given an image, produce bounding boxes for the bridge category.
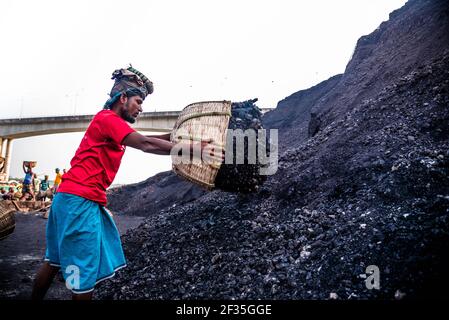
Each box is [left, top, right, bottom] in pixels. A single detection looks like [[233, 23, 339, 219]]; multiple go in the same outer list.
[[0, 108, 273, 181], [0, 111, 180, 182]]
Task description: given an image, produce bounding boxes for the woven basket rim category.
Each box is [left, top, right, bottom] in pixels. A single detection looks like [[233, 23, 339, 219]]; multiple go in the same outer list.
[[0, 210, 15, 237], [183, 100, 232, 110]]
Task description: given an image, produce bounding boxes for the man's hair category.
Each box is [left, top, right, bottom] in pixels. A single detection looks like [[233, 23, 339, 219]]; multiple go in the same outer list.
[[104, 88, 144, 110]]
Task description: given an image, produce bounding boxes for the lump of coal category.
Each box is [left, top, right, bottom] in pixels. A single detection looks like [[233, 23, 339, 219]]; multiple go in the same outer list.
[[214, 98, 270, 193]]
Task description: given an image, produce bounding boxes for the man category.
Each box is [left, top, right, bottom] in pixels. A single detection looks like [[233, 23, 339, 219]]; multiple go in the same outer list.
[[53, 168, 62, 193], [38, 175, 51, 202], [20, 163, 34, 201], [33, 173, 41, 201], [31, 66, 220, 300], [40, 175, 50, 192], [3, 187, 14, 200]]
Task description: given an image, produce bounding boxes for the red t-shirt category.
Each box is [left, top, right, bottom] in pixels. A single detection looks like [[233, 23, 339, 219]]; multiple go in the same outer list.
[[58, 110, 135, 206]]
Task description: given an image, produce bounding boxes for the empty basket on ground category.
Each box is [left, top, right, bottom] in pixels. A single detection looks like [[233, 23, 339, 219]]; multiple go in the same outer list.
[[0, 202, 16, 241], [170, 101, 232, 190]]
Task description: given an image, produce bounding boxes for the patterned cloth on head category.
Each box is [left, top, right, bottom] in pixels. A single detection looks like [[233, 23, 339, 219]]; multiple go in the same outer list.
[[104, 66, 154, 109]]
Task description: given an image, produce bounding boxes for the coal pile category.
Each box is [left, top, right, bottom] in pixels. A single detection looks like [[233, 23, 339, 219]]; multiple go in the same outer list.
[[96, 0, 449, 300], [96, 49, 449, 300], [107, 171, 206, 217], [214, 99, 269, 193]]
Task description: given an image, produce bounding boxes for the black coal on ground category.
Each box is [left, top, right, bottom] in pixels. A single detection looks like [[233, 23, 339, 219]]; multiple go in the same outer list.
[[97, 49, 449, 300], [97, 0, 449, 300], [214, 99, 269, 193]]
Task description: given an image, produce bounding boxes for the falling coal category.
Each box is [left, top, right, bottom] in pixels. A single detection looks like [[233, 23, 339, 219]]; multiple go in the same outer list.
[[214, 99, 270, 193]]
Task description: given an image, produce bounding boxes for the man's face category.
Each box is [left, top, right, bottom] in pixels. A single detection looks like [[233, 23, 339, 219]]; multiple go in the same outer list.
[[121, 95, 143, 124]]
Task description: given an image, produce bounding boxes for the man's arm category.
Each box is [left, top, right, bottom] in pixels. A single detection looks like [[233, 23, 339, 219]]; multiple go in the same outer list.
[[123, 132, 174, 155], [145, 132, 171, 141], [123, 132, 220, 159]]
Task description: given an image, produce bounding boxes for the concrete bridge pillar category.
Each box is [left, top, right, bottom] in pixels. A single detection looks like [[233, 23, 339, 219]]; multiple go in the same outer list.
[[3, 138, 13, 182], [0, 137, 5, 182]]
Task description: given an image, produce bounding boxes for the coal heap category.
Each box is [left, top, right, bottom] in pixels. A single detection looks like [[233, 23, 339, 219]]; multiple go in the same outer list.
[[214, 99, 268, 193], [97, 0, 449, 300], [107, 171, 205, 217]]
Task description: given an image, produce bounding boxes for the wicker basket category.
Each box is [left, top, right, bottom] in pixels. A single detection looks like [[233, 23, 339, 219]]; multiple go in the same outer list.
[[23, 161, 37, 168], [0, 201, 16, 241], [171, 101, 232, 189]]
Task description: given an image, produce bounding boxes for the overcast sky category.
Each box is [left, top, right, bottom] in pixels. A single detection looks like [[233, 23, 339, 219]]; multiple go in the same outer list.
[[0, 0, 407, 185]]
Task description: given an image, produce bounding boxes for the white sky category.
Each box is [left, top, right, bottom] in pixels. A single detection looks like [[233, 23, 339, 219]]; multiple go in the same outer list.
[[0, 0, 407, 185]]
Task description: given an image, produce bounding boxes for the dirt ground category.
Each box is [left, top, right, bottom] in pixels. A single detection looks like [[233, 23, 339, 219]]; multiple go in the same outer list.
[[0, 211, 144, 300]]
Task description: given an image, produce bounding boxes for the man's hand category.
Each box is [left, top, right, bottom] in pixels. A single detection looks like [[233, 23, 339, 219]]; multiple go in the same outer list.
[[196, 138, 225, 165], [171, 137, 225, 166]]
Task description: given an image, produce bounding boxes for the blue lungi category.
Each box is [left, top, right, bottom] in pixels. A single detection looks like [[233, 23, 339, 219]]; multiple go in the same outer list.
[[45, 192, 127, 294]]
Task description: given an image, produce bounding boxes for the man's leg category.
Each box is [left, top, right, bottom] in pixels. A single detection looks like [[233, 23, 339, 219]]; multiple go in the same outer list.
[[31, 262, 60, 300], [42, 195, 47, 208], [72, 291, 93, 300]]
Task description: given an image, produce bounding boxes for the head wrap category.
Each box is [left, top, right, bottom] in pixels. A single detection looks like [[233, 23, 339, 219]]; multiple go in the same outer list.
[[104, 65, 154, 109]]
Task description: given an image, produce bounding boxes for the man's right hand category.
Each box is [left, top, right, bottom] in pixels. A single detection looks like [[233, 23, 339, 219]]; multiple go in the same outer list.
[[196, 138, 225, 164]]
